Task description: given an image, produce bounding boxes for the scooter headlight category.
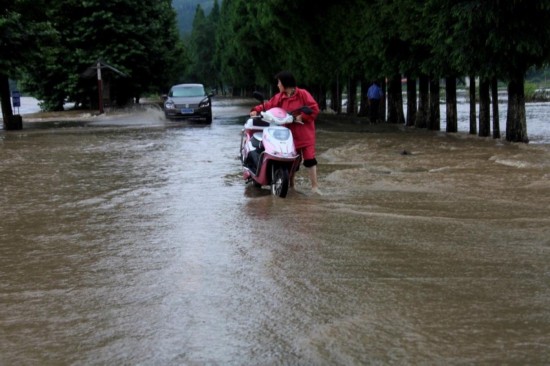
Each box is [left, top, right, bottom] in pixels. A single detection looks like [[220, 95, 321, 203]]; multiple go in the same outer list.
[[272, 129, 290, 140]]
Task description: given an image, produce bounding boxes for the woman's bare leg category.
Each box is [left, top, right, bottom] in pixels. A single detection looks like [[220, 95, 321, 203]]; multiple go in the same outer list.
[[307, 166, 319, 192]]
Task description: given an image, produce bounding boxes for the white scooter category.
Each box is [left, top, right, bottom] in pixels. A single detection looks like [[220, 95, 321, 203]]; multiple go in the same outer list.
[[240, 92, 312, 198]]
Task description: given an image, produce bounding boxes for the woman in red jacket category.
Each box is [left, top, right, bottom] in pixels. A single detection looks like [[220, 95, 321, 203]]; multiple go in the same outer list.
[[250, 71, 321, 194]]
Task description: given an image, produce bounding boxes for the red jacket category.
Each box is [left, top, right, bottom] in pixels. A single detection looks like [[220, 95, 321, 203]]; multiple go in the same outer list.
[[251, 87, 319, 149]]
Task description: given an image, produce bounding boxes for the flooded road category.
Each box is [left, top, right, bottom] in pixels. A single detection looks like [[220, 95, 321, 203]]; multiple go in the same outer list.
[[1, 100, 550, 364]]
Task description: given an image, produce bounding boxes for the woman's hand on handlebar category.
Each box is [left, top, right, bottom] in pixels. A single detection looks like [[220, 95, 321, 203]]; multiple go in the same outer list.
[[294, 114, 304, 124]]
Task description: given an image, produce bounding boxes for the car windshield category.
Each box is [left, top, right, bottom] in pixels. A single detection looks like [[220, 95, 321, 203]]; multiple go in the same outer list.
[[171, 85, 205, 97]]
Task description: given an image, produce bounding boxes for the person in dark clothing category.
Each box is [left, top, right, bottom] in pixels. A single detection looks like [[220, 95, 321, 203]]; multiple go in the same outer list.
[[367, 81, 383, 122]]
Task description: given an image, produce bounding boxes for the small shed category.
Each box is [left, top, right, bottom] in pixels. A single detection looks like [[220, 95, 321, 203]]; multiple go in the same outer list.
[[81, 60, 129, 113]]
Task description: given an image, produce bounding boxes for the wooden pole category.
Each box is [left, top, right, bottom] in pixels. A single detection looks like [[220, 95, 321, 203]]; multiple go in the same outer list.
[[97, 61, 104, 114]]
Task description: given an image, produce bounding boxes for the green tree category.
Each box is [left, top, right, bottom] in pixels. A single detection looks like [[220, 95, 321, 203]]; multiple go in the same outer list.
[[21, 0, 185, 110], [215, 0, 262, 95], [185, 3, 219, 90], [0, 0, 55, 128]]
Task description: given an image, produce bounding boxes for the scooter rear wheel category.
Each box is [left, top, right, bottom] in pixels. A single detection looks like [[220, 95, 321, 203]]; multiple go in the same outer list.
[[271, 166, 289, 198]]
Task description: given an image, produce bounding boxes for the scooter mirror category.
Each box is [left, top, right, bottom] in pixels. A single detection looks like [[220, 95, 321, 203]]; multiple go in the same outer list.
[[252, 91, 264, 103], [300, 106, 313, 115]]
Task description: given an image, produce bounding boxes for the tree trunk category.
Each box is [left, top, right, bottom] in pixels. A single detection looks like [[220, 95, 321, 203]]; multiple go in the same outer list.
[[317, 84, 327, 111], [445, 76, 457, 132], [330, 81, 339, 113], [380, 78, 387, 122], [358, 77, 368, 117], [337, 76, 343, 114], [478, 77, 490, 137], [491, 77, 500, 139], [1, 74, 14, 122], [1, 73, 22, 130], [415, 74, 429, 128], [469, 75, 477, 135], [387, 73, 405, 124], [506, 74, 529, 143], [405, 75, 416, 127], [346, 76, 357, 115], [428, 76, 440, 130]]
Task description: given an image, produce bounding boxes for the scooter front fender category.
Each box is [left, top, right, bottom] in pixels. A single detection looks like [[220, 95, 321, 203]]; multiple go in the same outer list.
[[255, 154, 299, 186]]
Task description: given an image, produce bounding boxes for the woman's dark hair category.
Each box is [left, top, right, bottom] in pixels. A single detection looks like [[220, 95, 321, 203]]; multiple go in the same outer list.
[[275, 71, 296, 88]]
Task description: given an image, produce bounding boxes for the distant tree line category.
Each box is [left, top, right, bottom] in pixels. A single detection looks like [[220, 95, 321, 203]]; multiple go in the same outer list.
[[2, 0, 550, 143]]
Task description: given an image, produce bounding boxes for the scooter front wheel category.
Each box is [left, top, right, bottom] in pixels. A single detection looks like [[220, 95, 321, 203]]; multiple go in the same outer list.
[[271, 166, 289, 198]]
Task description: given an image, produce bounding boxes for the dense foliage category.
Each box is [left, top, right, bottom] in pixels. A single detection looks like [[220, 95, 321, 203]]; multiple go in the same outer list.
[[2, 0, 185, 113], [1, 0, 56, 123]]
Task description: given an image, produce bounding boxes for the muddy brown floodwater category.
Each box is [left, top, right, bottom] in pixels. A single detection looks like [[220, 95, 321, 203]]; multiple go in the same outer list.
[[1, 101, 549, 364]]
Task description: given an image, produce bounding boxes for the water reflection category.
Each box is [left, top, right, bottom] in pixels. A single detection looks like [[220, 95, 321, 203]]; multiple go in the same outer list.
[[1, 102, 549, 364]]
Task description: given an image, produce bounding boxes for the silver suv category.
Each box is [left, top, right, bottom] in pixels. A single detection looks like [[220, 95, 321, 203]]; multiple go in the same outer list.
[[163, 83, 213, 123]]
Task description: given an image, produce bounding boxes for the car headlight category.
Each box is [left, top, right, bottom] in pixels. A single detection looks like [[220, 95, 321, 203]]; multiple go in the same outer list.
[[164, 100, 175, 109], [199, 98, 210, 108]]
